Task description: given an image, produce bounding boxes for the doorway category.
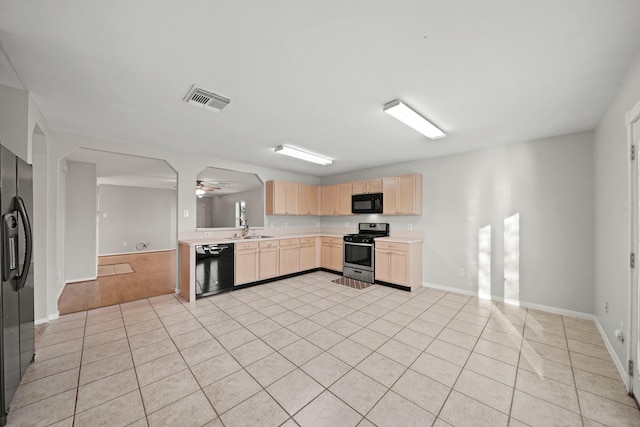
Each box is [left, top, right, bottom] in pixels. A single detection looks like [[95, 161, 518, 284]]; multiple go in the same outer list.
[[629, 100, 640, 399], [59, 149, 178, 313]]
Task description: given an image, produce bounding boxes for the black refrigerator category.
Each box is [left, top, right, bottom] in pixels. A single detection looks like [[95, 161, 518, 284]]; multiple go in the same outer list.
[[0, 144, 34, 426]]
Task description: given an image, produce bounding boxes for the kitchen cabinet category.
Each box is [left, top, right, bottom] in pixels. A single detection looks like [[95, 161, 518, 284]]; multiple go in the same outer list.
[[279, 238, 300, 276], [259, 240, 279, 280], [374, 240, 422, 289], [352, 179, 382, 195], [321, 185, 337, 216], [298, 184, 320, 216], [322, 183, 352, 216], [235, 241, 259, 285], [382, 174, 423, 215], [299, 237, 317, 271], [321, 237, 343, 272], [266, 180, 299, 215]]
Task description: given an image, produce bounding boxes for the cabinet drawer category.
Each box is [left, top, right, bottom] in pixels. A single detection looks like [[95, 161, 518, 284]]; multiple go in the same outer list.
[[235, 241, 259, 251], [299, 237, 316, 245], [321, 237, 342, 245], [376, 241, 408, 251], [279, 238, 299, 247], [259, 240, 279, 249]]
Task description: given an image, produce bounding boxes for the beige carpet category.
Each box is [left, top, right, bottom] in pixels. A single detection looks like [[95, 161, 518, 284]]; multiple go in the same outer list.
[[97, 263, 135, 277], [331, 276, 374, 290]]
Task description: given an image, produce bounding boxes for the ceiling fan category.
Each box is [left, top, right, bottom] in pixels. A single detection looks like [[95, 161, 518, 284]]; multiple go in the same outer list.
[[195, 180, 221, 197]]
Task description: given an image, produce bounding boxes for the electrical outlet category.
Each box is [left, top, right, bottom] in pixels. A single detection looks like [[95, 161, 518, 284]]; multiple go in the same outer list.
[[408, 224, 413, 230], [183, 210, 189, 217], [203, 232, 212, 237], [123, 241, 127, 247], [346, 222, 350, 227], [459, 268, 465, 276], [103, 212, 108, 218], [605, 301, 608, 313]]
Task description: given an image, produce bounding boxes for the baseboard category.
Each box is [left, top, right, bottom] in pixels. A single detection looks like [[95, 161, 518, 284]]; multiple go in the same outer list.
[[66, 276, 97, 284], [99, 248, 175, 256], [593, 317, 630, 390], [423, 281, 629, 389], [48, 311, 59, 321], [34, 317, 49, 325], [422, 281, 593, 319]]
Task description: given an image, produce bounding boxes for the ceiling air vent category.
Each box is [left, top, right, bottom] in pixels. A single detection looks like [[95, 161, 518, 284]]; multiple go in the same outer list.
[[183, 85, 231, 112]]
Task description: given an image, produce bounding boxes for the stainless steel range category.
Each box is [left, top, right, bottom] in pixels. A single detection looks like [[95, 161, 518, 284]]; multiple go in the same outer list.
[[343, 223, 389, 283]]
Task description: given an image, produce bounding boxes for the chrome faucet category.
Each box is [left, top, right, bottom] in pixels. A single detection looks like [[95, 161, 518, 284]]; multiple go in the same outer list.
[[241, 219, 249, 237]]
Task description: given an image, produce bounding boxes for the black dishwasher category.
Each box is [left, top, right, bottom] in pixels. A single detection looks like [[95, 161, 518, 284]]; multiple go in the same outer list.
[[195, 243, 234, 298]]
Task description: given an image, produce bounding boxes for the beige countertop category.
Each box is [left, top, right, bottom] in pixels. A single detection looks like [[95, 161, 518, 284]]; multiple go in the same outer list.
[[178, 233, 422, 246]]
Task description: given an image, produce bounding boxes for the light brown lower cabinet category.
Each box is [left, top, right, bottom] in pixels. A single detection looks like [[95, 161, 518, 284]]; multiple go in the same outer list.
[[374, 241, 422, 289], [259, 240, 279, 280], [299, 237, 317, 271], [279, 238, 300, 276], [321, 237, 343, 272], [235, 241, 258, 285]]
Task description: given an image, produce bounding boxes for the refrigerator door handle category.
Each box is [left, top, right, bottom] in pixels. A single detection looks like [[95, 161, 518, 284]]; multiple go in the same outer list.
[[2, 211, 19, 282], [14, 196, 32, 291]]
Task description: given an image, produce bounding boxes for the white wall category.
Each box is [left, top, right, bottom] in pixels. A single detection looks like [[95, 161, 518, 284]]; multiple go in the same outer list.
[[64, 160, 97, 281], [0, 85, 28, 161], [594, 55, 640, 371], [98, 184, 177, 255], [203, 188, 264, 228], [323, 131, 595, 313]]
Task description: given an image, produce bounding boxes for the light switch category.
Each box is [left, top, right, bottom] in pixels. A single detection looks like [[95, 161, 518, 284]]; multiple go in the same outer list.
[[183, 210, 189, 217]]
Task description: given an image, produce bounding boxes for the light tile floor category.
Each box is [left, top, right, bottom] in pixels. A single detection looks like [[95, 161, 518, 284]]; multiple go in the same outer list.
[[10, 271, 640, 427]]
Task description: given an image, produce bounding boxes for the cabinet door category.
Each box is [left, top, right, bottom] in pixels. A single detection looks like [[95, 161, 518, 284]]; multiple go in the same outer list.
[[279, 245, 300, 275], [321, 243, 332, 269], [299, 244, 316, 271], [368, 179, 383, 193], [398, 175, 422, 214], [285, 182, 299, 215], [309, 185, 320, 215], [383, 177, 398, 214], [298, 184, 310, 215], [259, 249, 278, 280], [235, 250, 258, 285], [374, 250, 390, 282], [322, 185, 337, 216], [273, 181, 287, 215], [330, 244, 343, 272], [389, 250, 408, 285], [352, 181, 367, 195], [336, 183, 352, 215]]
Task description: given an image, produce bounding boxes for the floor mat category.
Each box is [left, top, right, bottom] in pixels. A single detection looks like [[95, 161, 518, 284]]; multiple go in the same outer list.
[[97, 263, 135, 277], [331, 276, 374, 290]]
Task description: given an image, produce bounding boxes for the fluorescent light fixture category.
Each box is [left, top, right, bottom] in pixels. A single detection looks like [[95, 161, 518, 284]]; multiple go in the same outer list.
[[383, 99, 446, 139], [274, 145, 333, 166]]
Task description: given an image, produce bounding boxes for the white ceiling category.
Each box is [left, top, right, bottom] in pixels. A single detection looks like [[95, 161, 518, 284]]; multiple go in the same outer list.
[[2, 1, 640, 176]]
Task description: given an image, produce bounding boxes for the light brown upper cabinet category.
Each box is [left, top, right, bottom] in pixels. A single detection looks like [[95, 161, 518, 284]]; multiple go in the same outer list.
[[298, 184, 320, 216], [336, 183, 352, 215], [266, 180, 299, 215], [382, 174, 423, 215], [322, 183, 352, 216], [321, 185, 337, 216], [352, 179, 382, 195]]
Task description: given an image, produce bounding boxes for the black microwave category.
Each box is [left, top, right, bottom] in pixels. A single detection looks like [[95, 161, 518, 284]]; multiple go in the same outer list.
[[352, 193, 383, 214]]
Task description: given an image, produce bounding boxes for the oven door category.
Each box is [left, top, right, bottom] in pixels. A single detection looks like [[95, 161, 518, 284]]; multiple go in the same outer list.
[[343, 241, 375, 282]]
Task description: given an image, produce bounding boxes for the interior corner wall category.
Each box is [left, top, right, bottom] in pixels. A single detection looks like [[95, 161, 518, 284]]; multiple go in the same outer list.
[[322, 131, 595, 314], [98, 184, 177, 255], [64, 160, 97, 282], [594, 54, 640, 368], [0, 84, 28, 161]]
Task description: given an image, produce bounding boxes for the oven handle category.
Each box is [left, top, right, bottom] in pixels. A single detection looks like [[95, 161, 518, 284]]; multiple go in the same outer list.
[[343, 242, 373, 247]]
